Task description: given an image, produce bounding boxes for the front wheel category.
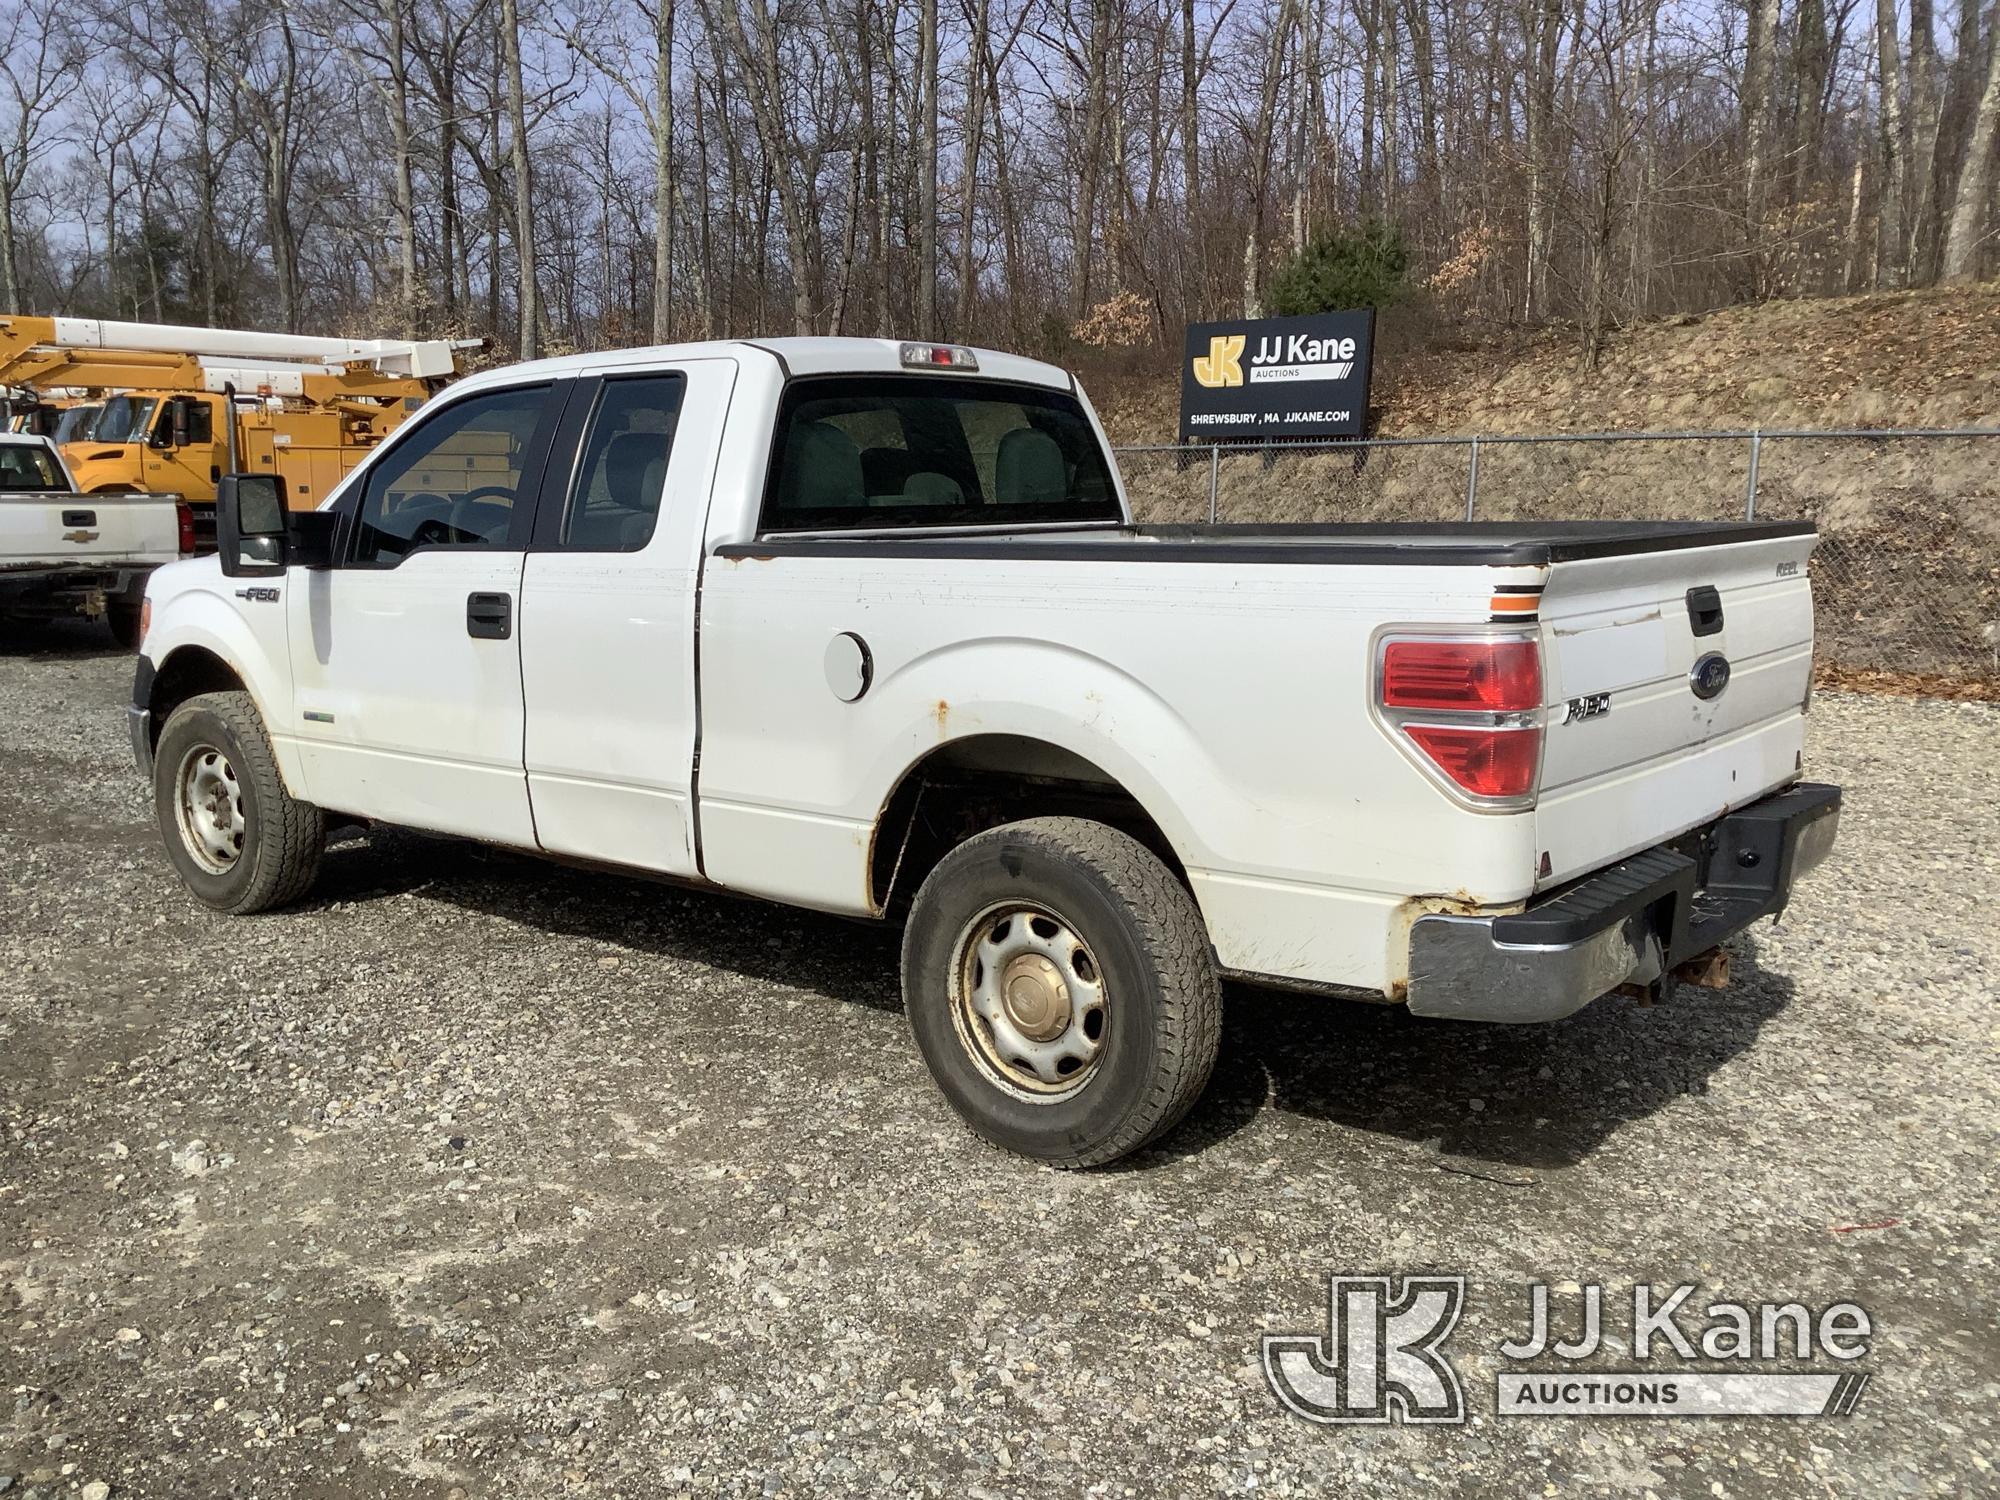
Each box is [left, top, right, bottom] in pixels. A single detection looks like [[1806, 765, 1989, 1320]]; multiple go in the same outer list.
[[902, 817, 1222, 1168], [153, 690, 325, 914]]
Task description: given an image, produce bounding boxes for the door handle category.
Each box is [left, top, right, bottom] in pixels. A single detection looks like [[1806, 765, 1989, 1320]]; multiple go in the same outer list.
[[466, 591, 513, 640]]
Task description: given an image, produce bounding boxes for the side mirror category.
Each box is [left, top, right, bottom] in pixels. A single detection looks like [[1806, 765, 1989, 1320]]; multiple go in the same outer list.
[[170, 397, 192, 449], [216, 472, 288, 577]]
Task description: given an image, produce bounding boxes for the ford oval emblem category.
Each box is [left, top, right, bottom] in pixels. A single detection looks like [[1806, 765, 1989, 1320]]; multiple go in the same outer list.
[[1689, 651, 1732, 700]]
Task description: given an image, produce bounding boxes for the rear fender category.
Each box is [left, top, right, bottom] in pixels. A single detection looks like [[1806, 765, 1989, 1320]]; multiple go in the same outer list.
[[860, 635, 1219, 880]]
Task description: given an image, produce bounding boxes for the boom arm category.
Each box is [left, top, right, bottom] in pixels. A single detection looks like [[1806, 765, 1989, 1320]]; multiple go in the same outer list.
[[0, 316, 485, 394]]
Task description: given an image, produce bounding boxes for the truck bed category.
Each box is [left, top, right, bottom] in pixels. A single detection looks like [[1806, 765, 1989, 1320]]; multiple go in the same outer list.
[[717, 520, 1816, 566]]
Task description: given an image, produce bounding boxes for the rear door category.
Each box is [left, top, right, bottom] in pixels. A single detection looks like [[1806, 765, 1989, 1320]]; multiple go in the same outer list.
[[1533, 530, 1818, 886], [518, 358, 736, 876], [284, 380, 565, 843]]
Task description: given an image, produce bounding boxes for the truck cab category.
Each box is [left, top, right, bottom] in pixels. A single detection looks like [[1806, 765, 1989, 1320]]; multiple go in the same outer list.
[[130, 338, 1838, 1167], [61, 391, 218, 498]]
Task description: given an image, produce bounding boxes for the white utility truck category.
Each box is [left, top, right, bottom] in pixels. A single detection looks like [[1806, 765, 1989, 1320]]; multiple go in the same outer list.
[[130, 339, 1840, 1166], [0, 432, 190, 646]]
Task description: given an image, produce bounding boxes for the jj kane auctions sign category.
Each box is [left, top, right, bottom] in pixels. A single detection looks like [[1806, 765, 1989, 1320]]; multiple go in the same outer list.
[[1179, 310, 1376, 441]]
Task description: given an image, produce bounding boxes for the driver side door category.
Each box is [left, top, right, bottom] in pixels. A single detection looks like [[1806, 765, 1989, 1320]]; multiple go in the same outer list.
[[284, 380, 568, 844]]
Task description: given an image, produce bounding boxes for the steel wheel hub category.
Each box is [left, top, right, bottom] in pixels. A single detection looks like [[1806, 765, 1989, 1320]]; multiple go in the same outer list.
[[951, 903, 1107, 1099], [1000, 952, 1070, 1040], [174, 743, 245, 875]]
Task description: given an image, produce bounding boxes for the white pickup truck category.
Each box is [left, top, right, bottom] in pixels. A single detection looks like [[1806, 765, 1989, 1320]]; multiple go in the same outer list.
[[130, 339, 1839, 1166], [0, 432, 191, 647]]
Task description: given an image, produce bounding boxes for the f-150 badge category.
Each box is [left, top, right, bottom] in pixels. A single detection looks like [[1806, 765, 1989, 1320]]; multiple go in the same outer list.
[[1564, 693, 1611, 723]]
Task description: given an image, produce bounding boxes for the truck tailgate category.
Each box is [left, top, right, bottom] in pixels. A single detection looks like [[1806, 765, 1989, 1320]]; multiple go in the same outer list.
[[1534, 531, 1817, 887], [0, 493, 178, 567]]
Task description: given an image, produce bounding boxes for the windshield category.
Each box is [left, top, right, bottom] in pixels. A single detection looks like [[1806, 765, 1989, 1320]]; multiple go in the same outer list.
[[761, 375, 1121, 532], [88, 396, 159, 444], [53, 405, 100, 445], [0, 442, 64, 490]]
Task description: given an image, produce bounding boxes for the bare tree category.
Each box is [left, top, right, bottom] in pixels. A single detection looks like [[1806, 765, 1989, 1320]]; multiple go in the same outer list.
[[0, 0, 1989, 362], [0, 0, 81, 308], [1874, 0, 1910, 284], [1741, 0, 1779, 285], [1942, 0, 2000, 279], [501, 0, 539, 355], [915, 0, 938, 334], [1524, 0, 1566, 320]]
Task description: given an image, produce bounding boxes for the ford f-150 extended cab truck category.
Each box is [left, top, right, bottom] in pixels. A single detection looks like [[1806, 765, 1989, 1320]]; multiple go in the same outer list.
[[0, 432, 192, 647], [129, 338, 1839, 1166]]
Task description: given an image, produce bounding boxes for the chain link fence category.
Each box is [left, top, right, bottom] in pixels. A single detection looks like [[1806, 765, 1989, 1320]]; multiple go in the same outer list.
[[1114, 430, 2000, 688]]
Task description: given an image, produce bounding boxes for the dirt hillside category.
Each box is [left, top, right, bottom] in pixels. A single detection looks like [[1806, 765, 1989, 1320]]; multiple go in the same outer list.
[[1086, 286, 2000, 445], [1085, 288, 2000, 689]]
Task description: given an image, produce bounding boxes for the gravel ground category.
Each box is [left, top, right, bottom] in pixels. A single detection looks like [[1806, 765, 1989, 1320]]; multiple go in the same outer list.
[[3, 619, 1996, 1499]]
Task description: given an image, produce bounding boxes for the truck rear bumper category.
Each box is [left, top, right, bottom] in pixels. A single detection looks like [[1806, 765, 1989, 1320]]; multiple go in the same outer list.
[[0, 566, 150, 613], [1405, 781, 1840, 1023]]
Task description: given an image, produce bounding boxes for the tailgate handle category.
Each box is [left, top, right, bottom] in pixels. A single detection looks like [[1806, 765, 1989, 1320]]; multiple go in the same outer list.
[[1686, 585, 1724, 637], [62, 509, 96, 527]]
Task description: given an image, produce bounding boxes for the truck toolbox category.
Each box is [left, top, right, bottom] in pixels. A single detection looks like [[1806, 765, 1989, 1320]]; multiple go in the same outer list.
[[1405, 782, 1840, 1023]]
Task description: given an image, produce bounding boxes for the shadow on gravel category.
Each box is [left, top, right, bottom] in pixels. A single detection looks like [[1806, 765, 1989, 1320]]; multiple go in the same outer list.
[[1151, 949, 1795, 1170], [311, 825, 906, 1012], [310, 825, 1794, 1171], [0, 615, 130, 661]]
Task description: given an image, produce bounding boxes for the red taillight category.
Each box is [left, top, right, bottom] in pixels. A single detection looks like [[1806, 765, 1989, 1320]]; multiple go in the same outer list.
[[176, 500, 195, 555], [1381, 638, 1541, 713], [139, 598, 151, 645], [1402, 724, 1543, 799], [1377, 632, 1545, 805]]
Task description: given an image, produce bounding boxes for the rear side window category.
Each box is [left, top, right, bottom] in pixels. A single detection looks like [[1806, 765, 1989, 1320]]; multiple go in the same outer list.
[[53, 405, 98, 444], [0, 443, 63, 490], [560, 374, 685, 550], [761, 375, 1119, 532]]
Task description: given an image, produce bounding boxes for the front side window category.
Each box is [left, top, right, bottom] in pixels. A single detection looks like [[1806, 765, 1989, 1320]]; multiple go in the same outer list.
[[0, 442, 63, 490], [761, 375, 1120, 532], [351, 384, 552, 565], [561, 374, 685, 550], [154, 399, 214, 447], [90, 396, 159, 444]]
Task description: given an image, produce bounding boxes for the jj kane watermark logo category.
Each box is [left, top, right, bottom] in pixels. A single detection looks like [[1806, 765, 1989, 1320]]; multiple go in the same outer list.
[[1264, 1276, 1467, 1425], [1264, 1277, 1872, 1424]]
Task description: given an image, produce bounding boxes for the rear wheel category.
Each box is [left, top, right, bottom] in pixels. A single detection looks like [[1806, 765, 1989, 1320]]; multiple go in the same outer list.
[[153, 690, 324, 914], [107, 602, 142, 651], [902, 816, 1221, 1167]]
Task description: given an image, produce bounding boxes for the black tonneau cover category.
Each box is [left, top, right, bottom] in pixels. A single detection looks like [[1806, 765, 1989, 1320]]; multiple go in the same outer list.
[[719, 520, 1817, 568]]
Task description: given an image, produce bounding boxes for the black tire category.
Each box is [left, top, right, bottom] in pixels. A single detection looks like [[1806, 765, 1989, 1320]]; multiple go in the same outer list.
[[902, 816, 1222, 1168], [107, 603, 143, 652], [153, 690, 325, 914]]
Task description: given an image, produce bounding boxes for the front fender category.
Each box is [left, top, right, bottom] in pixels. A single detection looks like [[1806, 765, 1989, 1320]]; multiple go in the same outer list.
[[65, 450, 145, 493], [145, 561, 302, 792]]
